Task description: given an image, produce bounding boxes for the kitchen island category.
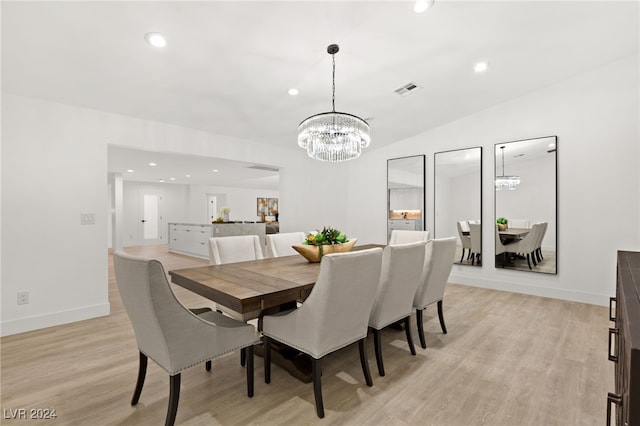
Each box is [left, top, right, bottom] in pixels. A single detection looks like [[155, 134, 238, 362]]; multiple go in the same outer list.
[[168, 222, 266, 259]]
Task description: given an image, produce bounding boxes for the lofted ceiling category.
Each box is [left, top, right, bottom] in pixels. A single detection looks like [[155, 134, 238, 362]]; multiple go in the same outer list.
[[2, 1, 638, 187]]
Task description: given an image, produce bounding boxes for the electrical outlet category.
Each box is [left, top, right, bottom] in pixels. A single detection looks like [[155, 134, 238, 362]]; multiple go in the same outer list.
[[17, 291, 29, 305]]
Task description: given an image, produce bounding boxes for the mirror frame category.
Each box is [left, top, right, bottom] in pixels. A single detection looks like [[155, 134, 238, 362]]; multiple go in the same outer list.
[[387, 155, 426, 242], [494, 135, 557, 274], [434, 147, 483, 267]]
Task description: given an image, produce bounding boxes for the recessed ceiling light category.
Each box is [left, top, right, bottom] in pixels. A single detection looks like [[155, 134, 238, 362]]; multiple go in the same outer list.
[[159, 179, 165, 183], [185, 174, 191, 178], [148, 162, 157, 166], [414, 0, 435, 13], [474, 61, 489, 73], [288, 88, 299, 96], [145, 32, 167, 48], [169, 177, 176, 181], [212, 169, 219, 173], [127, 169, 134, 173]]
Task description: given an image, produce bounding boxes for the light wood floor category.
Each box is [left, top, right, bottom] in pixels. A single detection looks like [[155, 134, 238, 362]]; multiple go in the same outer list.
[[1, 245, 612, 425]]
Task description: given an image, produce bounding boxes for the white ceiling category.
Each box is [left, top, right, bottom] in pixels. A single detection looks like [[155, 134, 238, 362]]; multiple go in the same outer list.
[[2, 1, 638, 187]]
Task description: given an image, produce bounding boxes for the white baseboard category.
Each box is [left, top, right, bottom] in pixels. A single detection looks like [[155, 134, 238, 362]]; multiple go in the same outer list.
[[0, 303, 110, 337]]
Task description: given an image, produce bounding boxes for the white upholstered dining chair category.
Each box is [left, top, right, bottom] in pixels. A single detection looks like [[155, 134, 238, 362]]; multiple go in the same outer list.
[[208, 235, 264, 265], [265, 232, 306, 258], [413, 237, 457, 349], [113, 252, 257, 426], [262, 248, 383, 418], [368, 241, 427, 376], [389, 229, 429, 245]]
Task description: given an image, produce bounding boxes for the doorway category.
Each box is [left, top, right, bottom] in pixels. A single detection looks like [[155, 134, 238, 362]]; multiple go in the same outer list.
[[139, 191, 163, 245]]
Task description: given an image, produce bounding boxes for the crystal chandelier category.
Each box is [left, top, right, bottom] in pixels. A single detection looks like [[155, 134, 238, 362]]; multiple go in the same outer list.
[[495, 146, 520, 190], [298, 44, 370, 162]]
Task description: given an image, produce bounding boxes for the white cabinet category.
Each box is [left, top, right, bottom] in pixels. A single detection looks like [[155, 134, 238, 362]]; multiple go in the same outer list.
[[168, 222, 268, 259], [169, 224, 212, 259], [389, 187, 423, 211]]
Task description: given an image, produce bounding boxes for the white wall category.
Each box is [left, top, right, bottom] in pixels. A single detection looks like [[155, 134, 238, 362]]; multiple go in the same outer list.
[[2, 95, 110, 335], [1, 94, 348, 335], [348, 54, 640, 305], [121, 181, 189, 246], [186, 185, 279, 224], [436, 170, 481, 241]]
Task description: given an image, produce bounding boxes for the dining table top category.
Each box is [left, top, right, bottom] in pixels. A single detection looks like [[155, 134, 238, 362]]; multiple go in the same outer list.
[[498, 228, 530, 238], [169, 244, 383, 316]]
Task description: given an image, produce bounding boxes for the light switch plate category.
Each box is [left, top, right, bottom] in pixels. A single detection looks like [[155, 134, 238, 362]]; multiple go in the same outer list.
[[81, 213, 95, 225]]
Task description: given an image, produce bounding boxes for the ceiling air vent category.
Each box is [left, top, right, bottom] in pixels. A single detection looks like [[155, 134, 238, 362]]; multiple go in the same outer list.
[[248, 165, 279, 172], [394, 81, 421, 96]]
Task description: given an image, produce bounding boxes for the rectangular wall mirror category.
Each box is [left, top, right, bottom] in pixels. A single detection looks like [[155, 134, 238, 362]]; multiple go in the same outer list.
[[387, 155, 425, 242], [434, 147, 482, 266], [495, 136, 557, 274]]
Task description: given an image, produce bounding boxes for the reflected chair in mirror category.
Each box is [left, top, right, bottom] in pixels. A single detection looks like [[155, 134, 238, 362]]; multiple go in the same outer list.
[[456, 221, 472, 263], [508, 219, 531, 229], [262, 248, 383, 418], [389, 230, 429, 245], [368, 241, 426, 376], [508, 223, 544, 270], [113, 252, 257, 426], [413, 237, 457, 349], [469, 223, 482, 266], [534, 222, 548, 263], [265, 232, 306, 258]]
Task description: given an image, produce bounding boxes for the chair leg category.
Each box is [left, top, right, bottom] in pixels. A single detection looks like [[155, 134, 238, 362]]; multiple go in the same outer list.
[[403, 316, 416, 355], [372, 328, 385, 376], [416, 309, 427, 349], [205, 360, 211, 371], [358, 338, 373, 387], [240, 347, 246, 367], [526, 253, 532, 270], [460, 249, 465, 263], [245, 346, 254, 397], [166, 374, 180, 426], [131, 352, 148, 405], [437, 300, 447, 334], [312, 357, 324, 418], [264, 336, 271, 384]]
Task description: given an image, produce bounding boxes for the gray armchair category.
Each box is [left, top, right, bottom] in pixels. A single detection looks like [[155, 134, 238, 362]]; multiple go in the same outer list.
[[413, 237, 457, 349], [369, 241, 427, 376], [262, 248, 383, 418], [113, 252, 257, 426]]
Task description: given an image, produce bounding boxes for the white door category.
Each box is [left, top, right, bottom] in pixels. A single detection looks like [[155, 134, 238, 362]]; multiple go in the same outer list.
[[207, 195, 217, 223], [140, 191, 163, 245]]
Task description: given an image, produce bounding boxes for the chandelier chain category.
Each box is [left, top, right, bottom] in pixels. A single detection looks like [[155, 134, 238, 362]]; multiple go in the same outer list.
[[332, 53, 336, 112]]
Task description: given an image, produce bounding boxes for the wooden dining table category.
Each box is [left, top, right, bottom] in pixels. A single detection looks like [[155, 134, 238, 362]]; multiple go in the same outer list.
[[169, 244, 383, 382], [498, 227, 530, 242]]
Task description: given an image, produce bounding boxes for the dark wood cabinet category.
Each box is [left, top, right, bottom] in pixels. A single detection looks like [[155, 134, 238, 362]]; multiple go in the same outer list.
[[608, 251, 640, 426]]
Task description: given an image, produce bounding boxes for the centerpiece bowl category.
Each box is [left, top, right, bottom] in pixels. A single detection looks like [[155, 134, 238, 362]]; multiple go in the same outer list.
[[292, 238, 357, 263], [292, 227, 356, 263]]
